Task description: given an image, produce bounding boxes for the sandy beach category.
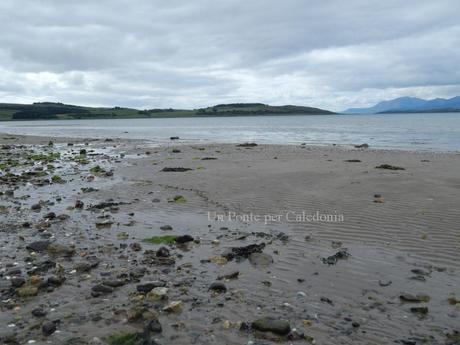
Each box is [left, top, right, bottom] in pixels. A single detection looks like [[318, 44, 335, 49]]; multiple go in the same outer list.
[[1, 133, 459, 345]]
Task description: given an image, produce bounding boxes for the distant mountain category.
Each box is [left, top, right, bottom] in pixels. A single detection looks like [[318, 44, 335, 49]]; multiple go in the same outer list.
[[0, 102, 335, 121], [342, 96, 460, 114]]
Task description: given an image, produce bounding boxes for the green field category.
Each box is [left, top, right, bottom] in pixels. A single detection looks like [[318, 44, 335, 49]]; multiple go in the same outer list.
[[0, 102, 335, 121]]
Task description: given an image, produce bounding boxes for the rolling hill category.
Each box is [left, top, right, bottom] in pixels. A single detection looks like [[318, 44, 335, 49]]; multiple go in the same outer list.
[[0, 102, 335, 121]]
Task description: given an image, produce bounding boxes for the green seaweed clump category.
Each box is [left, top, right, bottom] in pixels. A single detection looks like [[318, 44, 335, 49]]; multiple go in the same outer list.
[[107, 331, 141, 345], [142, 235, 177, 244], [168, 195, 186, 203]]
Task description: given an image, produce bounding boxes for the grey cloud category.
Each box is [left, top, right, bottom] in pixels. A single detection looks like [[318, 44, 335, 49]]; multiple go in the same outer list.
[[0, 0, 459, 110]]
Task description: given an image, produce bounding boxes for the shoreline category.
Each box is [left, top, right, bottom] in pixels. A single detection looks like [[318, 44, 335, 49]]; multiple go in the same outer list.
[[1, 133, 459, 344], [1, 131, 460, 155]]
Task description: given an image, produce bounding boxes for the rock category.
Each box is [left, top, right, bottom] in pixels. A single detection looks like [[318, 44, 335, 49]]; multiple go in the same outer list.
[[6, 268, 22, 276], [209, 282, 227, 293], [378, 280, 392, 287], [102, 280, 126, 288], [163, 301, 183, 313], [354, 143, 369, 148], [175, 235, 194, 244], [31, 203, 42, 211], [217, 271, 240, 280], [95, 220, 113, 228], [91, 284, 114, 294], [321, 249, 350, 265], [209, 256, 228, 265], [42, 322, 57, 336], [252, 317, 291, 335], [147, 319, 162, 333], [10, 277, 26, 288], [47, 243, 76, 257], [222, 243, 266, 261], [74, 262, 93, 272], [400, 294, 430, 303], [32, 308, 47, 317], [47, 275, 66, 286], [161, 167, 192, 172], [249, 253, 273, 267], [29, 275, 44, 285], [170, 136, 180, 140], [129, 242, 142, 251], [26, 240, 50, 252], [17, 286, 38, 297], [137, 281, 166, 293], [160, 225, 173, 231], [375, 164, 405, 171], [146, 287, 169, 301], [43, 212, 56, 220], [156, 247, 170, 257], [75, 200, 84, 209], [410, 306, 429, 316], [237, 143, 258, 147], [127, 306, 149, 323]]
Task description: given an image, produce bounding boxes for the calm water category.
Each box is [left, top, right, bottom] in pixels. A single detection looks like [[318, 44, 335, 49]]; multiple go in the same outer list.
[[1, 113, 459, 152]]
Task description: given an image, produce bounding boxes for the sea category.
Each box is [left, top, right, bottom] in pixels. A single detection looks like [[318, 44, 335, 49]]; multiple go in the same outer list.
[[1, 113, 459, 152]]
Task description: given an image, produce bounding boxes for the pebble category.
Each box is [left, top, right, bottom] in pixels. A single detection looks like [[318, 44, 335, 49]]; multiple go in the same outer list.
[[31, 308, 47, 317], [252, 317, 291, 335], [42, 322, 57, 336], [163, 301, 183, 313], [91, 284, 114, 294], [209, 282, 227, 293], [137, 281, 166, 293]]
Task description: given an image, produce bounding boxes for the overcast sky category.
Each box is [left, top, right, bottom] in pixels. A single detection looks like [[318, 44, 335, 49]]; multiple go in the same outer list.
[[0, 0, 459, 111]]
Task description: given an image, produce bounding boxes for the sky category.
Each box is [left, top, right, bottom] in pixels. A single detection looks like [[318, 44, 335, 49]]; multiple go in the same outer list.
[[0, 0, 459, 111]]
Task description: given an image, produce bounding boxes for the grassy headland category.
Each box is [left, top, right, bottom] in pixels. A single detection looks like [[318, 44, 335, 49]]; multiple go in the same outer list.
[[0, 102, 334, 121]]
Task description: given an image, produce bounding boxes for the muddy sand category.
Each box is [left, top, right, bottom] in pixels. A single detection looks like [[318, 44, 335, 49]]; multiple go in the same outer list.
[[0, 134, 459, 345]]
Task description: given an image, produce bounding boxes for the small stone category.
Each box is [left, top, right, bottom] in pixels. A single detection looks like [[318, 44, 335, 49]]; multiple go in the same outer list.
[[175, 235, 194, 244], [32, 308, 47, 317], [47, 275, 66, 286], [217, 271, 239, 280], [75, 200, 84, 209], [248, 253, 273, 267], [17, 286, 38, 297], [252, 317, 291, 335], [31, 203, 42, 211], [400, 294, 430, 303], [156, 247, 170, 257], [102, 279, 125, 287], [137, 281, 166, 293], [43, 212, 56, 220], [91, 284, 114, 294], [75, 262, 93, 273], [209, 282, 227, 293], [47, 243, 76, 257], [129, 242, 142, 251], [146, 287, 169, 301], [378, 279, 392, 287], [160, 225, 173, 231], [147, 319, 162, 333], [410, 306, 429, 315], [163, 301, 183, 313], [42, 322, 57, 336], [11, 277, 26, 288], [29, 275, 44, 285], [26, 241, 50, 252]]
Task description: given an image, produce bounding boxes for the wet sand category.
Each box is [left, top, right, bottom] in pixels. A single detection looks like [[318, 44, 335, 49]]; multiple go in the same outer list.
[[0, 134, 459, 345]]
